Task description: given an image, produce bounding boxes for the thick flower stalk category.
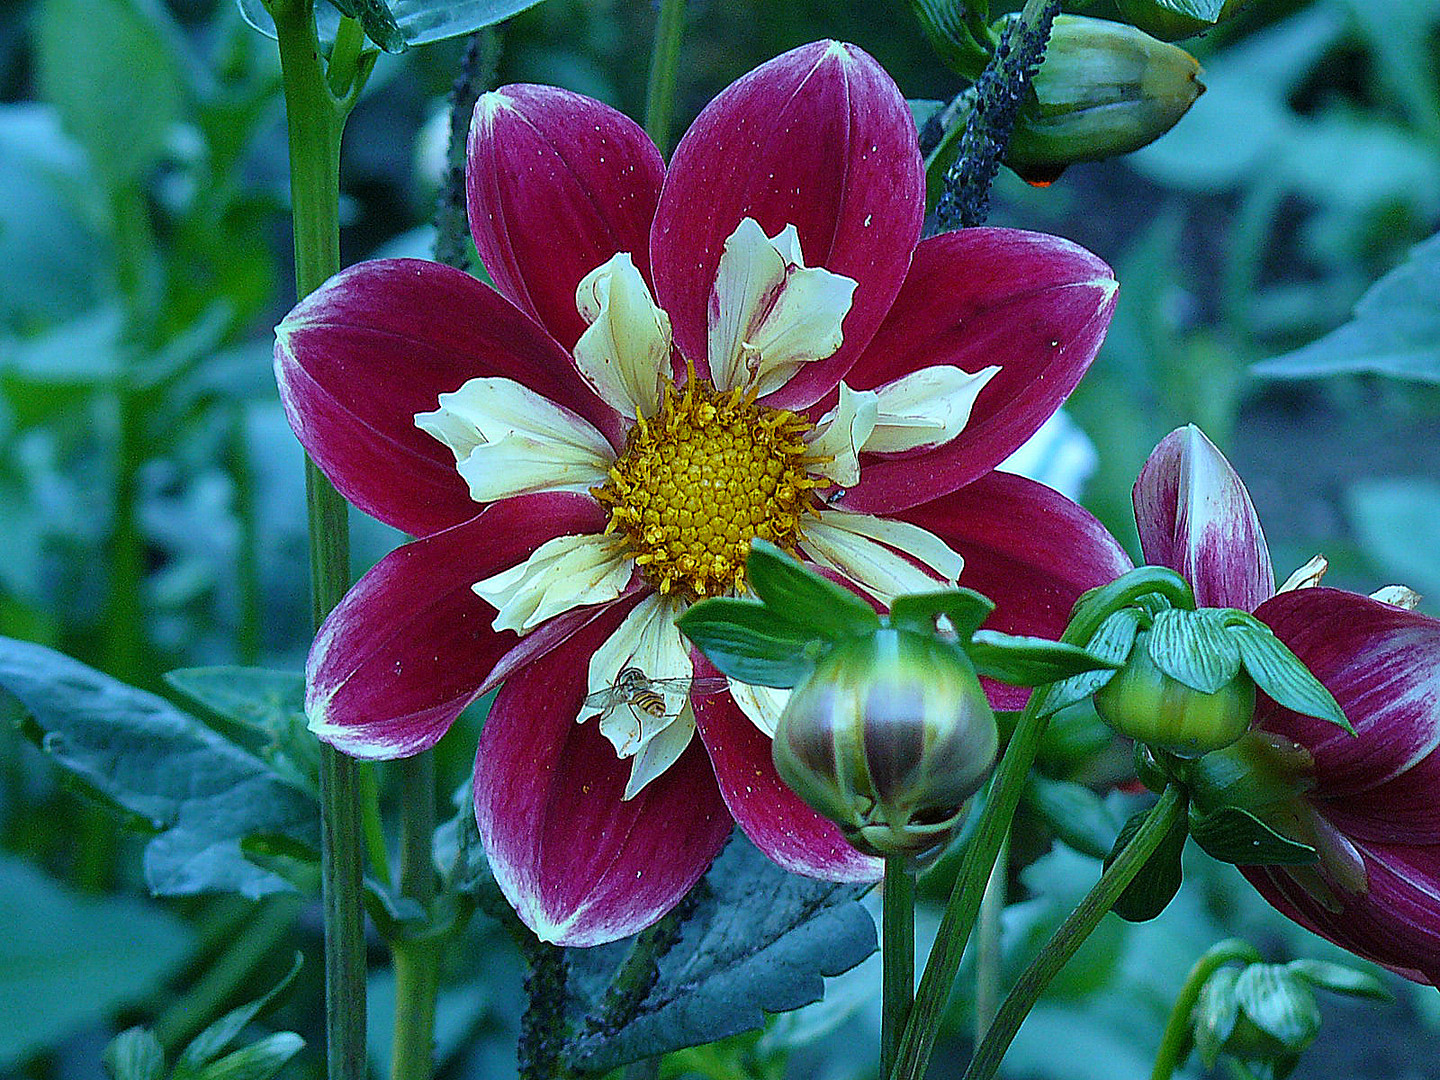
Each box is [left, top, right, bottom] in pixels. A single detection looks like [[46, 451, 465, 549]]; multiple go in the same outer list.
[[1133, 425, 1440, 983], [274, 40, 1129, 946]]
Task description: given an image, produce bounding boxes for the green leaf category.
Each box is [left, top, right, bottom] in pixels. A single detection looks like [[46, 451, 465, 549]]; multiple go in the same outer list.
[[37, 0, 183, 185], [564, 837, 875, 1072], [328, 0, 406, 51], [744, 540, 881, 641], [1253, 231, 1440, 384], [1188, 806, 1317, 866], [104, 1028, 166, 1080], [236, 0, 546, 47], [165, 667, 318, 790], [1145, 608, 1243, 694], [968, 631, 1123, 687], [0, 855, 193, 1070], [1193, 966, 1242, 1068], [1284, 959, 1393, 1001], [189, 1033, 305, 1080], [1233, 965, 1321, 1052], [1104, 802, 1188, 922], [1022, 776, 1121, 860], [1143, 0, 1225, 19], [676, 599, 825, 688], [887, 588, 994, 641], [174, 954, 303, 1077], [1230, 624, 1351, 733], [911, 0, 993, 79], [1042, 607, 1144, 715], [0, 637, 320, 897]]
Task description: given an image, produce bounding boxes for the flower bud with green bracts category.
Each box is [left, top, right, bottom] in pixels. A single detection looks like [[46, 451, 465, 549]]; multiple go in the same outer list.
[[772, 627, 999, 860]]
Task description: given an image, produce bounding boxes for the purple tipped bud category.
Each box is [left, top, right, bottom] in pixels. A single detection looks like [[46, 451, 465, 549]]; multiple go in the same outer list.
[[772, 628, 999, 858]]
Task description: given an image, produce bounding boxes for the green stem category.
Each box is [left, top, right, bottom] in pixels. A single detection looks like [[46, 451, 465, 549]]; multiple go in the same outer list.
[[269, 4, 367, 1079], [227, 408, 261, 666], [962, 786, 1189, 1080], [881, 854, 916, 1080], [391, 752, 440, 1080], [973, 828, 1009, 1042], [890, 695, 1050, 1080], [1150, 939, 1263, 1080], [360, 763, 392, 889], [643, 0, 686, 155]]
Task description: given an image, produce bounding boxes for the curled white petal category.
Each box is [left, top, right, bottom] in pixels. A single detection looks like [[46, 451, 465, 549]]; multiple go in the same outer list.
[[416, 377, 613, 502], [863, 365, 1001, 454], [584, 593, 692, 760], [1278, 554, 1328, 594], [472, 532, 629, 634], [623, 708, 696, 800], [807, 382, 879, 488], [727, 680, 791, 740], [573, 253, 672, 418], [708, 218, 857, 396], [800, 510, 964, 606]]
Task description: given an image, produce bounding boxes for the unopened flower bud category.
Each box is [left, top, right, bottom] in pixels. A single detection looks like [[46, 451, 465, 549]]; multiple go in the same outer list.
[[1093, 632, 1255, 756], [1000, 15, 1204, 180], [772, 628, 999, 858], [1115, 0, 1253, 41]]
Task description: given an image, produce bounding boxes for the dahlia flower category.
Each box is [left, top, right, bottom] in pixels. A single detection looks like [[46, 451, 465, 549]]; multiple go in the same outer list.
[[275, 41, 1128, 945], [1134, 425, 1440, 983]]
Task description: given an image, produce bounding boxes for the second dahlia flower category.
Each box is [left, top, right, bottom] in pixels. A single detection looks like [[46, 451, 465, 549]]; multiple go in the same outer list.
[[275, 41, 1129, 945]]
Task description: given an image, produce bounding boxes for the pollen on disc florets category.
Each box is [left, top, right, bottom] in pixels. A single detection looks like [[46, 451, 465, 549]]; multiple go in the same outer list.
[[593, 370, 827, 599]]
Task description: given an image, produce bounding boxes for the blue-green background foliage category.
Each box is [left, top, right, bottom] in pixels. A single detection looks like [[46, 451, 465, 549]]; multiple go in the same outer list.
[[1, 0, 1437, 1076]]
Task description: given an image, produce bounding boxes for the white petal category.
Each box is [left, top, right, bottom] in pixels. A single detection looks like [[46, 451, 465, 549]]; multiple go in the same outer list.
[[416, 377, 614, 502], [584, 593, 692, 757], [708, 217, 857, 396], [727, 679, 791, 739], [573, 252, 672, 418], [800, 510, 964, 606], [1277, 554, 1328, 593], [472, 532, 630, 634], [807, 382, 879, 488], [623, 708, 696, 800], [863, 365, 1001, 454]]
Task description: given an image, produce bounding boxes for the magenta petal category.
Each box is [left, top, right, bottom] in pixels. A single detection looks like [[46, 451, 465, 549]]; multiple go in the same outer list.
[[276, 259, 620, 536], [475, 606, 733, 946], [651, 41, 924, 407], [692, 666, 882, 883], [467, 84, 665, 351], [898, 473, 1133, 710], [839, 229, 1117, 514], [1133, 426, 1274, 610], [1242, 842, 1440, 985], [1255, 589, 1440, 809], [306, 493, 607, 760]]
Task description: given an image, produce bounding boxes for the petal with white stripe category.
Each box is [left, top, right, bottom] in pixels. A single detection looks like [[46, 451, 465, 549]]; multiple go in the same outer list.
[[473, 532, 630, 634], [800, 510, 963, 605]]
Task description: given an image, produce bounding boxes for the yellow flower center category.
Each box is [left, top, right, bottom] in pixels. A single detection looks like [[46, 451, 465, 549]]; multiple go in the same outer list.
[[594, 372, 826, 598]]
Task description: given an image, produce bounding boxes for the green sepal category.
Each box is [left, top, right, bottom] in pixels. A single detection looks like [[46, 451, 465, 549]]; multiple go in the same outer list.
[[744, 539, 881, 641], [676, 597, 826, 688], [1104, 796, 1189, 922], [186, 1032, 305, 1080], [1229, 622, 1352, 734], [1021, 776, 1121, 860], [887, 587, 994, 641], [1146, 607, 1243, 693], [173, 953, 303, 1078], [1284, 959, 1393, 1001], [325, 0, 406, 52], [104, 1028, 166, 1080], [968, 630, 1124, 686], [1188, 806, 1317, 866], [910, 0, 994, 79], [1035, 701, 1117, 773], [1062, 565, 1194, 646], [1042, 606, 1144, 715], [1233, 964, 1322, 1054], [1193, 966, 1242, 1068]]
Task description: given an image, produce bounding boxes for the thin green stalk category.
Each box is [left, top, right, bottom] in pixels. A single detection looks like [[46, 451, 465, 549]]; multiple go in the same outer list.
[[643, 0, 686, 155], [360, 763, 392, 889], [962, 786, 1189, 1080], [1150, 940, 1263, 1080], [391, 751, 440, 1080], [227, 409, 261, 666], [973, 828, 1009, 1042], [881, 854, 916, 1079], [152, 896, 302, 1051], [268, 3, 369, 1078], [890, 696, 1050, 1080]]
